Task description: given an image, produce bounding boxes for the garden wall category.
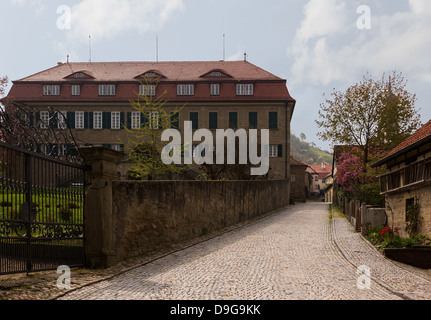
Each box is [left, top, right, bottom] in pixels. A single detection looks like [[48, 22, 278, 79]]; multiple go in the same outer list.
[[111, 180, 290, 261]]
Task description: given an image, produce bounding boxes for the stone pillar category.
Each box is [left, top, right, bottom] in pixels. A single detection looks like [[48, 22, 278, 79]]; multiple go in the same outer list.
[[79, 146, 125, 269]]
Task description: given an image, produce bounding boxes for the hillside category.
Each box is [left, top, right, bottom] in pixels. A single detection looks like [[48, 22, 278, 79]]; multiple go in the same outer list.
[[291, 133, 333, 165]]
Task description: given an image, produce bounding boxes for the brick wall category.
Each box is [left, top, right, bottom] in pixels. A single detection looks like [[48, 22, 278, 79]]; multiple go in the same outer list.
[[111, 180, 290, 261]]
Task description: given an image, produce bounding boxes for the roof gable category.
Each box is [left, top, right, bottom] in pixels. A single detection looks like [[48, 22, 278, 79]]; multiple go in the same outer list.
[[64, 71, 94, 80], [200, 69, 233, 79]]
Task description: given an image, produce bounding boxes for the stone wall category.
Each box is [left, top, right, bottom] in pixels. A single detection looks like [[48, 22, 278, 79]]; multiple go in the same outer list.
[[111, 180, 290, 261], [385, 185, 431, 238]]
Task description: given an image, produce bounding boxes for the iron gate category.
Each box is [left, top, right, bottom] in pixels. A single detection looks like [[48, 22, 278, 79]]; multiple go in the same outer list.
[[0, 102, 86, 275]]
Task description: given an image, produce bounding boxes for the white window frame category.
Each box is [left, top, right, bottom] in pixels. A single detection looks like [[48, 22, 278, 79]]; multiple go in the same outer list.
[[43, 85, 60, 96], [58, 144, 67, 156], [75, 111, 84, 129], [131, 111, 141, 130], [211, 84, 220, 96], [150, 111, 160, 130], [39, 111, 49, 129], [269, 145, 278, 158], [111, 112, 121, 130], [93, 111, 103, 129], [71, 85, 80, 96], [99, 84, 116, 96], [57, 112, 67, 129], [177, 84, 194, 96], [139, 84, 156, 97], [111, 144, 121, 151], [236, 84, 253, 96]]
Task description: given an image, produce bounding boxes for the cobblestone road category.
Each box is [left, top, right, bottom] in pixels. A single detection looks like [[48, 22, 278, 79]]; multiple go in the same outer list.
[[58, 202, 431, 300]]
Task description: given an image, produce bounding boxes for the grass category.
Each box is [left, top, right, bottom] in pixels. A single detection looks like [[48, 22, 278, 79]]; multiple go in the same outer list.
[[0, 189, 84, 225], [329, 204, 346, 220]]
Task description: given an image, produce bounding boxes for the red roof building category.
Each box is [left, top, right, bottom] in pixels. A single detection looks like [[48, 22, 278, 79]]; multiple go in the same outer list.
[[6, 60, 296, 181]]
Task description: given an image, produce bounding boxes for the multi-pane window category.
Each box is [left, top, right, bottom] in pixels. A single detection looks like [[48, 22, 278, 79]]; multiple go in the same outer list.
[[94, 112, 103, 129], [111, 112, 121, 130], [43, 85, 60, 96], [71, 85, 80, 96], [74, 73, 85, 78], [210, 84, 220, 96], [131, 111, 141, 129], [75, 112, 84, 129], [140, 85, 156, 97], [269, 112, 278, 129], [150, 112, 160, 129], [57, 112, 67, 129], [177, 84, 194, 96], [99, 84, 116, 96], [39, 111, 49, 129], [269, 145, 278, 158], [236, 84, 253, 96]]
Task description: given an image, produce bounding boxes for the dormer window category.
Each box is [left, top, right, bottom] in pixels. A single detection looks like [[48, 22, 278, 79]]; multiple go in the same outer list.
[[73, 72, 85, 78], [99, 84, 116, 96], [210, 72, 222, 77], [144, 72, 157, 79], [43, 85, 60, 96]]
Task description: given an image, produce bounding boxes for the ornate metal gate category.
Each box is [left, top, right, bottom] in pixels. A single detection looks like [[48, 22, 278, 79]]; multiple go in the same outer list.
[[0, 102, 86, 275]]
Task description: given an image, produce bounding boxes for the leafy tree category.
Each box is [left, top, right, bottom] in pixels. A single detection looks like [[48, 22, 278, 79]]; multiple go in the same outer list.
[[123, 77, 188, 180], [316, 71, 421, 172]]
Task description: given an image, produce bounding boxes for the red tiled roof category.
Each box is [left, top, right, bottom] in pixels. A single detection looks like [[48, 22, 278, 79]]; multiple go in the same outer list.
[[15, 61, 285, 83], [290, 156, 308, 166], [374, 119, 431, 166], [309, 164, 333, 179], [386, 120, 431, 158]]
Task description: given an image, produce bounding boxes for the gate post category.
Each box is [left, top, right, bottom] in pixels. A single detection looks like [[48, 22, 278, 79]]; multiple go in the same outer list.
[[79, 147, 124, 269]]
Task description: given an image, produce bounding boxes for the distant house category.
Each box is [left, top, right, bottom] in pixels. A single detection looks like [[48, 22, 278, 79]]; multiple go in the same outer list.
[[372, 119, 431, 238], [290, 156, 308, 202], [305, 166, 319, 197], [309, 163, 333, 197]]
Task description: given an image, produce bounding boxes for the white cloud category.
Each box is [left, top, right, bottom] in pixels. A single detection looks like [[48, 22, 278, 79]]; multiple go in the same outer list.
[[10, 0, 46, 16], [289, 0, 431, 87], [67, 0, 184, 42]]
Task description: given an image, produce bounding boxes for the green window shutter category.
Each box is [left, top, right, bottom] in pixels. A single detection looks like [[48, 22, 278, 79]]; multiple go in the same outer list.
[[171, 112, 180, 129], [190, 112, 199, 130], [269, 112, 278, 129], [35, 112, 40, 128], [29, 112, 34, 128], [67, 112, 75, 129], [229, 112, 238, 129], [85, 112, 94, 129], [249, 112, 258, 129], [120, 112, 125, 129], [103, 112, 111, 129], [278, 144, 283, 158], [127, 112, 132, 129], [209, 112, 218, 129], [141, 112, 149, 128]]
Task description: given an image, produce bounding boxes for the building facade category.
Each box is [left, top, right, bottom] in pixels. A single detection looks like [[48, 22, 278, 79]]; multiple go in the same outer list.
[[373, 120, 431, 238], [7, 60, 296, 180]]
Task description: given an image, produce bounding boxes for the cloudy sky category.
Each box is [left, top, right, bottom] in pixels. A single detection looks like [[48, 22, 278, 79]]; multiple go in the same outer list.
[[1, 0, 430, 151]]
